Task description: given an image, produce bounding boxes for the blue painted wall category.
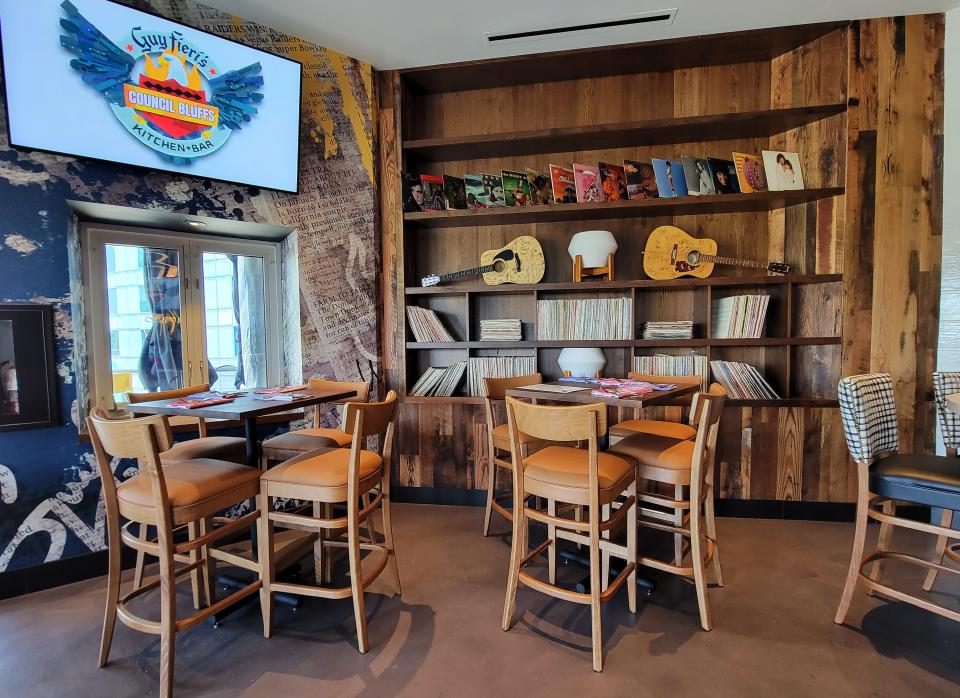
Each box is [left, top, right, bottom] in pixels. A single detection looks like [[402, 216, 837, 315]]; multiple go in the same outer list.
[[0, 0, 378, 578]]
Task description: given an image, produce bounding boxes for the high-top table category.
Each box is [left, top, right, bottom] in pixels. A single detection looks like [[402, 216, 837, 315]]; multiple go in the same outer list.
[[505, 379, 698, 408], [124, 384, 357, 468], [124, 385, 357, 623], [505, 378, 699, 594]]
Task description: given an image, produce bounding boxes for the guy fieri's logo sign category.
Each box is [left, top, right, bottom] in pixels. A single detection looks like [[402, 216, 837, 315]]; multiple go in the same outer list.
[[59, 1, 263, 165]]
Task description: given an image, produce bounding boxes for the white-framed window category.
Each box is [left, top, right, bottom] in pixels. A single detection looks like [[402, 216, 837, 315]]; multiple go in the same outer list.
[[81, 223, 282, 411]]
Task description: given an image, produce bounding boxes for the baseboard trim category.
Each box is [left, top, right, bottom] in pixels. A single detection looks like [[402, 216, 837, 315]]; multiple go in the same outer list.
[[0, 547, 138, 601], [0, 495, 930, 600]]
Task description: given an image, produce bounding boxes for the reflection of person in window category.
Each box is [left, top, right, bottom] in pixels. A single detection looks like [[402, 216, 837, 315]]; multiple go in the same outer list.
[[0, 360, 16, 415]]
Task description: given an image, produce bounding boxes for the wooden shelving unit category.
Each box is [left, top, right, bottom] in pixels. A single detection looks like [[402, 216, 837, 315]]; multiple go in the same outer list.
[[376, 17, 931, 504]]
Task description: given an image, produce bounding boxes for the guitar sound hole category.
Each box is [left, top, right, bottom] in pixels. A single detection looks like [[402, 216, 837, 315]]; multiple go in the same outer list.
[[491, 260, 505, 273], [686, 251, 701, 265]]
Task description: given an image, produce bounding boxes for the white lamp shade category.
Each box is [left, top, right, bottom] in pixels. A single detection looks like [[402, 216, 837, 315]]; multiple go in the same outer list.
[[558, 347, 606, 377], [568, 230, 618, 268]]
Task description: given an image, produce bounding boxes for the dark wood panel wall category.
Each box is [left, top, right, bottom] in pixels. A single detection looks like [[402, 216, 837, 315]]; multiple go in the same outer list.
[[377, 16, 944, 503]]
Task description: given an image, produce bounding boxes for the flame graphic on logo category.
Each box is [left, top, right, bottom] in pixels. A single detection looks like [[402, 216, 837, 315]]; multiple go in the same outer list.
[[143, 44, 203, 91]]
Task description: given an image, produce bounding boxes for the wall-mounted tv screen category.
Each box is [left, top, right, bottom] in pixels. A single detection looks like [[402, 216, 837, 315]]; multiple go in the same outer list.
[[0, 0, 302, 193]]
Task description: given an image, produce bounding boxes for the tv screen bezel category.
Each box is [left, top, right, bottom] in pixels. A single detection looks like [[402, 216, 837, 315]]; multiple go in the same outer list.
[[0, 0, 304, 194]]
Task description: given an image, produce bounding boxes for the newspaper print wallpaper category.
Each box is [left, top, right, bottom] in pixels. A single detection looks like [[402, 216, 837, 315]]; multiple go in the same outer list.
[[0, 0, 378, 575]]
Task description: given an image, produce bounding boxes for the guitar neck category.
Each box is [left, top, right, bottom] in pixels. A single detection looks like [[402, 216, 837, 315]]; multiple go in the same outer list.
[[434, 264, 496, 283], [701, 255, 771, 270]]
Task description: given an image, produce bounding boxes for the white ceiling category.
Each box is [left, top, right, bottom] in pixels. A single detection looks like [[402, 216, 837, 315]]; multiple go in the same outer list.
[[202, 0, 960, 69]]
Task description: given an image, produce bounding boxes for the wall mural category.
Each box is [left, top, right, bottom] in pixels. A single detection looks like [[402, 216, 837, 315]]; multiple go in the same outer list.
[[0, 0, 378, 575]]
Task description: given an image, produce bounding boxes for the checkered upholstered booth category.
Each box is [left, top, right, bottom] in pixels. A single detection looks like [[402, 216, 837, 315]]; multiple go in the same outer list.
[[933, 371, 960, 452], [837, 373, 899, 463], [833, 373, 960, 627]]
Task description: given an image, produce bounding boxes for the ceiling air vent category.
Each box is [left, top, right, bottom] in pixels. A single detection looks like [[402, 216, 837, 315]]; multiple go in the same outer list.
[[484, 9, 677, 44]]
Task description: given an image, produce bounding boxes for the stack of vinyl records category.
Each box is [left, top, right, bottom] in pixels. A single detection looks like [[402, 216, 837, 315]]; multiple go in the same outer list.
[[479, 319, 522, 341], [409, 361, 467, 397], [711, 295, 770, 338], [537, 297, 632, 340], [633, 354, 708, 389], [406, 306, 455, 343], [467, 356, 537, 397], [709, 360, 780, 399], [642, 320, 694, 339]]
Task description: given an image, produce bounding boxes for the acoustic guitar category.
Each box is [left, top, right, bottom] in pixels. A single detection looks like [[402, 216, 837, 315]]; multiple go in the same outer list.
[[421, 235, 545, 287], [642, 225, 790, 280]]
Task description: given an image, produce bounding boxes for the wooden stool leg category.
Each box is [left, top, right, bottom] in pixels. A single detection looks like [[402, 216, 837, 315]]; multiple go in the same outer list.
[[133, 522, 148, 590], [690, 505, 711, 631], [868, 500, 896, 592], [704, 484, 724, 587], [348, 499, 369, 653], [601, 503, 611, 592], [501, 492, 525, 631], [483, 459, 497, 537], [98, 515, 122, 667], [322, 502, 334, 584], [923, 509, 954, 591], [187, 522, 203, 610], [382, 487, 403, 596], [627, 481, 638, 614], [589, 503, 603, 672], [363, 492, 377, 543], [158, 537, 176, 698], [257, 493, 274, 639], [312, 500, 325, 583], [835, 468, 870, 625], [547, 498, 557, 585], [674, 485, 685, 566], [199, 517, 216, 606]]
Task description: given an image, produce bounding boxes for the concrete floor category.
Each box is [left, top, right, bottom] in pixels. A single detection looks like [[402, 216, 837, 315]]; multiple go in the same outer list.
[[0, 504, 958, 697]]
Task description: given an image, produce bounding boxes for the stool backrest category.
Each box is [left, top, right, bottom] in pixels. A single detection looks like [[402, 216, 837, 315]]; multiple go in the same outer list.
[[483, 373, 543, 400], [128, 383, 211, 437], [837, 373, 899, 464], [932, 371, 960, 455], [308, 377, 372, 429], [505, 397, 605, 445], [689, 383, 727, 428], [687, 387, 725, 537], [343, 391, 399, 494], [86, 407, 172, 520]]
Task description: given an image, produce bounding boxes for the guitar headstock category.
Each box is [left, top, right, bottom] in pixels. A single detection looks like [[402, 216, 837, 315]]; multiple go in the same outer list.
[[767, 261, 790, 275], [421, 275, 440, 287]]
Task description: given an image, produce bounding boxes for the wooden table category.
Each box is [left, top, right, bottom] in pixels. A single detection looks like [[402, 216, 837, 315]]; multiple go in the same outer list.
[[505, 379, 699, 409], [124, 385, 356, 623], [124, 385, 357, 468]]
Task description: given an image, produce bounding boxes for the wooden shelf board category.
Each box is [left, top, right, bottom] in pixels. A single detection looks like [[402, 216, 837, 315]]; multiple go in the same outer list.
[[406, 337, 840, 349], [405, 273, 842, 296], [399, 22, 848, 94], [403, 188, 845, 228], [404, 104, 846, 162], [402, 395, 483, 405]]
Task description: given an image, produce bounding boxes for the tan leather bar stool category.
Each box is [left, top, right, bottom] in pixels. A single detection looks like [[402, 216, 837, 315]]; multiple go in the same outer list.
[[608, 386, 726, 630], [609, 382, 727, 568], [258, 391, 402, 653], [87, 408, 263, 698], [127, 383, 249, 596], [608, 372, 703, 441], [481, 372, 542, 535], [259, 378, 371, 467], [128, 384, 248, 465], [501, 398, 638, 672]]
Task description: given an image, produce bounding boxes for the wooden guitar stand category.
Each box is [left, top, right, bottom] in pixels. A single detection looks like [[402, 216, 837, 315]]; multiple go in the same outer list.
[[573, 253, 615, 282], [562, 370, 603, 379]]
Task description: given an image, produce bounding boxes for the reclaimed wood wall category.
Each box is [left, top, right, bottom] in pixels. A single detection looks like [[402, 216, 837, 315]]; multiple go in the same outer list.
[[378, 16, 944, 503]]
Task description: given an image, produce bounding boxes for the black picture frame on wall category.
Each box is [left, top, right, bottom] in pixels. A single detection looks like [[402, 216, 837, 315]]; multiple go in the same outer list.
[[0, 304, 60, 431]]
